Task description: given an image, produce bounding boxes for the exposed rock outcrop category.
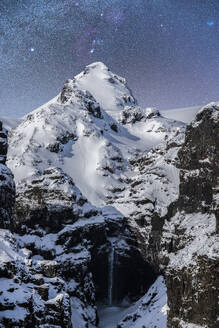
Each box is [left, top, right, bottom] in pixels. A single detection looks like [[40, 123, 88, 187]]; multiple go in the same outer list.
[[120, 106, 160, 124], [178, 103, 219, 218], [0, 121, 7, 164], [0, 121, 15, 228], [13, 167, 96, 233]]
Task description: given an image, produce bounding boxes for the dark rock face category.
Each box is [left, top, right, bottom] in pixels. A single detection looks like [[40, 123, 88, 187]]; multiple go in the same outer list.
[[178, 104, 219, 218], [112, 247, 156, 303], [165, 105, 219, 328], [0, 121, 15, 228], [166, 256, 218, 328], [90, 221, 157, 304], [120, 106, 160, 124], [0, 121, 7, 164], [12, 167, 89, 233]]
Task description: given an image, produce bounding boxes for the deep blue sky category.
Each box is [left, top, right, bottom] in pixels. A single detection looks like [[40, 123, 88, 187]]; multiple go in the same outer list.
[[0, 0, 219, 117]]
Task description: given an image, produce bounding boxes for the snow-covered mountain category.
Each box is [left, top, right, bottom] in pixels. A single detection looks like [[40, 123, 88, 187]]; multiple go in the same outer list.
[[0, 62, 218, 328], [7, 62, 184, 206]]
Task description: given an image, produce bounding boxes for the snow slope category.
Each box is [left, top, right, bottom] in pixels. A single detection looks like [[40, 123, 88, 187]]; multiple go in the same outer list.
[[161, 102, 219, 123], [161, 106, 200, 123]]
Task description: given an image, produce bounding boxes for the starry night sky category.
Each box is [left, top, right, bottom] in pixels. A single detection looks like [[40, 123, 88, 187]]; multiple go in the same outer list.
[[1, 0, 219, 117]]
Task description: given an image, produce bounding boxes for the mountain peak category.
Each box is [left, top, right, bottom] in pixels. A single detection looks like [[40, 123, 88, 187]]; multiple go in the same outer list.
[[74, 62, 137, 119], [84, 61, 110, 72]]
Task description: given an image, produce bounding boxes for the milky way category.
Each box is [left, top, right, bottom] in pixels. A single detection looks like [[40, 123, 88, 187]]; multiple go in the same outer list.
[[0, 0, 219, 117]]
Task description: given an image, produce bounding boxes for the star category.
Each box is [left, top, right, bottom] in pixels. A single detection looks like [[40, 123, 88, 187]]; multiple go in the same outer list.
[[1, 0, 219, 117], [90, 39, 104, 53], [207, 21, 214, 27]]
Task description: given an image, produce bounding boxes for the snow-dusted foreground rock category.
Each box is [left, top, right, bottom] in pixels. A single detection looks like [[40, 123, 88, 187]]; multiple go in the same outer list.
[[0, 63, 218, 327]]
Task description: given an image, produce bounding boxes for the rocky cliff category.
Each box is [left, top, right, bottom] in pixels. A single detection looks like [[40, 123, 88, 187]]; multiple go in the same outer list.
[[0, 121, 15, 228], [0, 63, 218, 328], [112, 104, 218, 328], [164, 104, 218, 328]]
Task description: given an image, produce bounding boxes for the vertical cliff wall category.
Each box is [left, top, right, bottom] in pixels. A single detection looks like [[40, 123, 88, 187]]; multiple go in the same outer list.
[[0, 121, 15, 228], [165, 104, 218, 328]]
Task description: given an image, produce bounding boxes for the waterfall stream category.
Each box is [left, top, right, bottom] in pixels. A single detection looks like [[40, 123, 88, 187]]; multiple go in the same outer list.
[[108, 246, 115, 306]]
